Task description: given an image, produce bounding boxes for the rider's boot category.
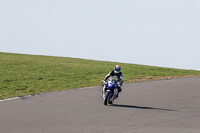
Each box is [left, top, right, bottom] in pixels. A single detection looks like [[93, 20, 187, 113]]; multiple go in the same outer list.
[[116, 92, 119, 98], [116, 87, 122, 98]]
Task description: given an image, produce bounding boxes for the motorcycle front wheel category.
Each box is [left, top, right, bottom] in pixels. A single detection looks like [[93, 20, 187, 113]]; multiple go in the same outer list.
[[104, 91, 110, 105], [104, 91, 113, 105]]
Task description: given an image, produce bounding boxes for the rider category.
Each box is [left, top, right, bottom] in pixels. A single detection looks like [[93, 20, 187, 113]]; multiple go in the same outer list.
[[103, 65, 123, 97]]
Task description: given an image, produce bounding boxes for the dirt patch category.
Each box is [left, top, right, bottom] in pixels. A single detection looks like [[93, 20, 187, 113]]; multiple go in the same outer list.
[[125, 75, 200, 83]]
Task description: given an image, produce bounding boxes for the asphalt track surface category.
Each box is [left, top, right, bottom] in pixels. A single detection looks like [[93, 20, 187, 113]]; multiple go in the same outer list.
[[1, 77, 200, 133]]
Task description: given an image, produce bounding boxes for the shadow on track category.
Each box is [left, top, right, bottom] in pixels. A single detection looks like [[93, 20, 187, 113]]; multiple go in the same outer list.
[[111, 104, 180, 112]]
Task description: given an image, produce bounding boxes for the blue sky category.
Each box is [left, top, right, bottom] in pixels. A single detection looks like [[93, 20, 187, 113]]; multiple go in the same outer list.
[[1, 0, 200, 70]]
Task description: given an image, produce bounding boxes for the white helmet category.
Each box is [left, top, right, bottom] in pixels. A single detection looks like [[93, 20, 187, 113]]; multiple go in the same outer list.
[[114, 65, 121, 74]]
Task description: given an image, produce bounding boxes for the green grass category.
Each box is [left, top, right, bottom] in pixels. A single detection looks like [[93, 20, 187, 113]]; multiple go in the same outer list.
[[1, 52, 200, 100]]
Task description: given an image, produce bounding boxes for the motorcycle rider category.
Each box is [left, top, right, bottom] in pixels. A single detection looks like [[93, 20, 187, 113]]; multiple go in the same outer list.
[[103, 65, 123, 97]]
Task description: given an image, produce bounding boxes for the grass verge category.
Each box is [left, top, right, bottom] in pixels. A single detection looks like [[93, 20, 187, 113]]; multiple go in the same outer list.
[[1, 52, 200, 100]]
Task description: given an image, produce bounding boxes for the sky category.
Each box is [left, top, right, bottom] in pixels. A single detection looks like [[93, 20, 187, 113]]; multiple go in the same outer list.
[[0, 0, 200, 70]]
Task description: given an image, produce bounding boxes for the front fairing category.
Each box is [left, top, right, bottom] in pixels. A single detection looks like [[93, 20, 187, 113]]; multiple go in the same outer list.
[[105, 77, 118, 90]]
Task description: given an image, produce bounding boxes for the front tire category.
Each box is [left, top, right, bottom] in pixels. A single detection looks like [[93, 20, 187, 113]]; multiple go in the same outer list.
[[104, 92, 110, 105]]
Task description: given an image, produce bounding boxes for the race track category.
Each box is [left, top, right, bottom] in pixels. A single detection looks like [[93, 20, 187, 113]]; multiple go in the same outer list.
[[1, 77, 200, 133]]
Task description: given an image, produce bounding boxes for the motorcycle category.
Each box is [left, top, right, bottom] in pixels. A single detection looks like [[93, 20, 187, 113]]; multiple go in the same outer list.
[[103, 76, 119, 105]]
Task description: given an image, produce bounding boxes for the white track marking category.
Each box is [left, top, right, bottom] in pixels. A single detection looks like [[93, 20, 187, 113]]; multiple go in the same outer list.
[[0, 87, 99, 103], [0, 97, 19, 103]]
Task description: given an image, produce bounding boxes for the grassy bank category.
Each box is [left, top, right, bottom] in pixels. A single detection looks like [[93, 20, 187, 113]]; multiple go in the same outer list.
[[1, 52, 200, 100]]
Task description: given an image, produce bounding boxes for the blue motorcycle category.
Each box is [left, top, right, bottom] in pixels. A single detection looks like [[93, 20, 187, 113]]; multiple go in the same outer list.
[[103, 76, 119, 105]]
